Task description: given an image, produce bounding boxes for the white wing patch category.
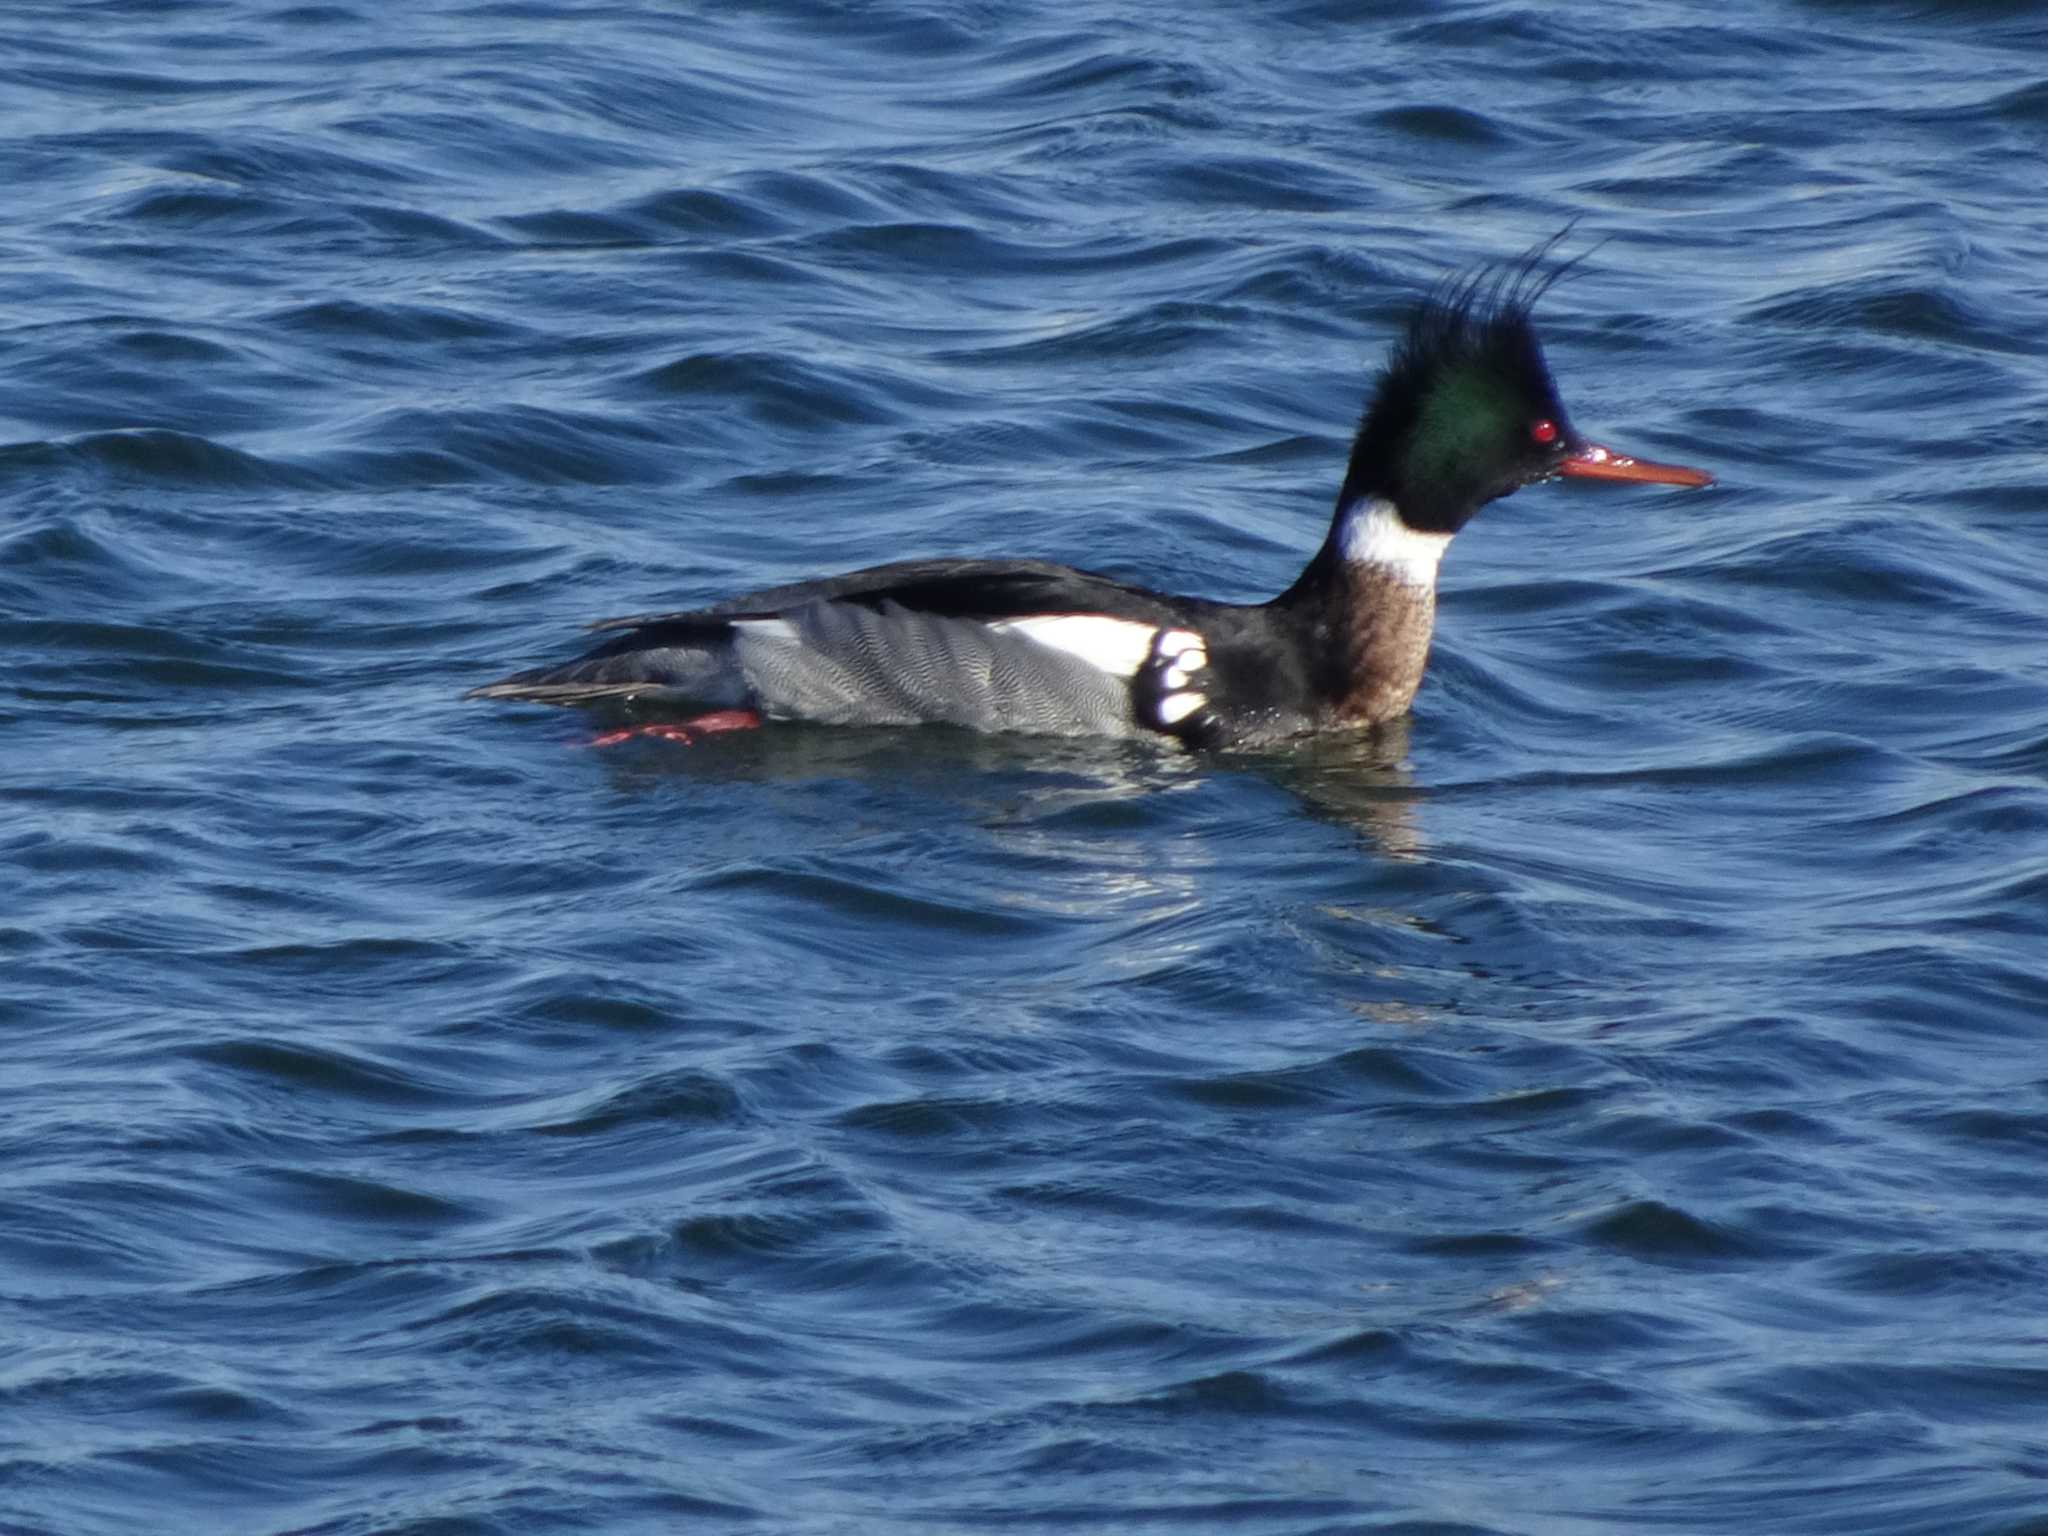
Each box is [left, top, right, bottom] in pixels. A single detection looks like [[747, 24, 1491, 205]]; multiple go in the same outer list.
[[1150, 629, 1208, 727], [990, 614, 1159, 678]]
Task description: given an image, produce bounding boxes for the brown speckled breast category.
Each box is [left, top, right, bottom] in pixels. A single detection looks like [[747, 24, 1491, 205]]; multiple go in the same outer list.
[[1326, 565, 1438, 727]]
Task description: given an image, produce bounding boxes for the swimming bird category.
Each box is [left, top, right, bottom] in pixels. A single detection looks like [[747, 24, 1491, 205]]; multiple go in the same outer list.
[[469, 259, 1711, 749]]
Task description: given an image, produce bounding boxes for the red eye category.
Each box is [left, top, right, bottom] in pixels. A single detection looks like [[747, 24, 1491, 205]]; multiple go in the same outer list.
[[1530, 419, 1559, 445]]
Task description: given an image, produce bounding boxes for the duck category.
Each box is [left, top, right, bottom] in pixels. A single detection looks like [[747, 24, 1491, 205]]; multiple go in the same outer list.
[[468, 256, 1711, 749]]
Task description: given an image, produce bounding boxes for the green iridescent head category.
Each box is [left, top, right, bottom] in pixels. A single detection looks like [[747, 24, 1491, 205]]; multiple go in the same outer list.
[[1340, 242, 1583, 535]]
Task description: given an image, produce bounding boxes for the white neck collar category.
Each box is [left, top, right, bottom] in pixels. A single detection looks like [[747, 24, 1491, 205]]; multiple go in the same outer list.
[[1336, 497, 1451, 588]]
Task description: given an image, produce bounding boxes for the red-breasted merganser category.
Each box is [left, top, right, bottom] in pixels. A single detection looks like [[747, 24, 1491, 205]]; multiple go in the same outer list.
[[470, 259, 1711, 749]]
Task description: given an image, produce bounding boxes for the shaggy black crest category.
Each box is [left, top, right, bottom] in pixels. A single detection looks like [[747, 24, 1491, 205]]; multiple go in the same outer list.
[[1339, 231, 1589, 534]]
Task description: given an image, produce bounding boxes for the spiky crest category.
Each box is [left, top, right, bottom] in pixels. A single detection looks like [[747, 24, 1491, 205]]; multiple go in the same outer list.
[[1338, 230, 1590, 534]]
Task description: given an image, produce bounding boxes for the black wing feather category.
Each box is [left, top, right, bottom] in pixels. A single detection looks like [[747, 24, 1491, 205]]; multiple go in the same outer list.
[[470, 558, 1211, 710], [586, 558, 1182, 633]]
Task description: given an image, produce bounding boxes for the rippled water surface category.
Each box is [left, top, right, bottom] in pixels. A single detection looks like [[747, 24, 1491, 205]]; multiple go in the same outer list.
[[7, 3, 2048, 1533]]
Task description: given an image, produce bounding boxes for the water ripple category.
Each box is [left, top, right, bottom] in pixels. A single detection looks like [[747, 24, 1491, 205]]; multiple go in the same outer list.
[[6, 3, 2048, 1535]]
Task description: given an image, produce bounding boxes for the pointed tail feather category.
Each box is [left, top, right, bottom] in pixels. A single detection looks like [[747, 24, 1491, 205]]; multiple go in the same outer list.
[[464, 677, 664, 705], [466, 630, 747, 712]]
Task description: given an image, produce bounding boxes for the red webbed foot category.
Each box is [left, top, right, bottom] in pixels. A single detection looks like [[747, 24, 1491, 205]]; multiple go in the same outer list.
[[584, 709, 763, 748]]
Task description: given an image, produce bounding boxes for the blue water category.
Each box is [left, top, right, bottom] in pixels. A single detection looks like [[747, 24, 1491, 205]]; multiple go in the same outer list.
[[6, 3, 2048, 1532]]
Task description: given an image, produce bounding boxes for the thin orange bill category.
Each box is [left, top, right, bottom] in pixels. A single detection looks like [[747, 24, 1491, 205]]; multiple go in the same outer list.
[[1557, 441, 1714, 488]]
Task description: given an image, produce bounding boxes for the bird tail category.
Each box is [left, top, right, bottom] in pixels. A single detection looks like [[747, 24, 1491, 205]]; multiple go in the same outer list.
[[466, 625, 744, 710], [463, 674, 660, 705]]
